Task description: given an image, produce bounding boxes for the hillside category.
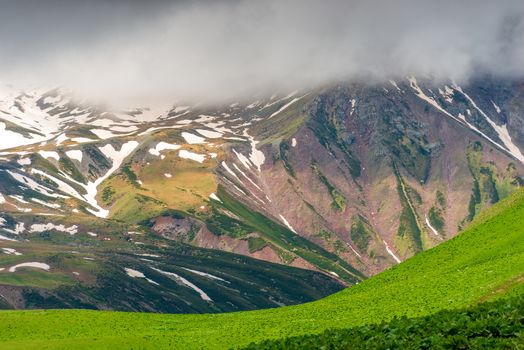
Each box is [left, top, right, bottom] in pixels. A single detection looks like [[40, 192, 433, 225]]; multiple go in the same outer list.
[[0, 186, 522, 349], [244, 296, 524, 349]]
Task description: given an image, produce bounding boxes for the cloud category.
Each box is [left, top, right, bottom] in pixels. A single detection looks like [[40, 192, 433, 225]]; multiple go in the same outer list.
[[1, 0, 523, 105]]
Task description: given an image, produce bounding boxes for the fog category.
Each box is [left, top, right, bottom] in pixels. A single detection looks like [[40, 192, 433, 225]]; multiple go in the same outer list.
[[1, 0, 523, 105]]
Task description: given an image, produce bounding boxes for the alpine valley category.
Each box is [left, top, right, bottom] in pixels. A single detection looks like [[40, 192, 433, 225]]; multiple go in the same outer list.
[[0, 75, 523, 313]]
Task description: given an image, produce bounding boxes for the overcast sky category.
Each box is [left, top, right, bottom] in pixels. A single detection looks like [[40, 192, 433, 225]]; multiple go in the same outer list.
[[1, 0, 523, 105]]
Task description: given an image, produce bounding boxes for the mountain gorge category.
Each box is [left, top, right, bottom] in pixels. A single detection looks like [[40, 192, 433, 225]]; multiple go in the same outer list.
[[0, 76, 523, 310]]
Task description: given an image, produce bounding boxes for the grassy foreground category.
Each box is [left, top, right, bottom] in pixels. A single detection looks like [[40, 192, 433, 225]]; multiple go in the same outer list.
[[245, 296, 524, 349], [0, 189, 523, 349]]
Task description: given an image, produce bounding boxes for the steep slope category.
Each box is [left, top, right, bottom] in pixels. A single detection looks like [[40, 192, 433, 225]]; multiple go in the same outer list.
[[213, 77, 524, 276], [0, 186, 522, 349]]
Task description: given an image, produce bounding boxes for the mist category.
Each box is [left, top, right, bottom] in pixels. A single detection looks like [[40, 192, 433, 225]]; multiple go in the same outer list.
[[1, 0, 523, 105]]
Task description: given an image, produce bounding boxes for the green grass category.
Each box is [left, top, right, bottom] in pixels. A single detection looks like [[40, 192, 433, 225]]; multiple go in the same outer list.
[[0, 187, 523, 349], [244, 295, 524, 349]]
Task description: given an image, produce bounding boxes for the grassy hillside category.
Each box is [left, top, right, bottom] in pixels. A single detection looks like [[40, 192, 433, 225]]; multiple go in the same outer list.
[[0, 188, 523, 349], [245, 296, 524, 349]]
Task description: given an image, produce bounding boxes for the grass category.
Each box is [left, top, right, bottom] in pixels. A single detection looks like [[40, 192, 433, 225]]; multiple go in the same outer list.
[[244, 295, 524, 349], [0, 187, 523, 349]]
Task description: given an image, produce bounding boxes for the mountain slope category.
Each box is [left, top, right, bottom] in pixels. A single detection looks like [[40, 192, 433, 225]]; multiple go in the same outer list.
[[0, 186, 522, 349], [0, 77, 523, 296]]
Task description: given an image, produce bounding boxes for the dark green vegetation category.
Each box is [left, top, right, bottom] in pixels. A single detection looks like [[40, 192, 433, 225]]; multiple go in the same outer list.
[[245, 296, 524, 350], [393, 163, 424, 253], [0, 187, 522, 349], [311, 161, 347, 211], [349, 215, 373, 252], [0, 214, 343, 314]]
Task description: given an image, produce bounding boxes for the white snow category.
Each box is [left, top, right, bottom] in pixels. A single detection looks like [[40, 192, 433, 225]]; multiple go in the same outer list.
[[454, 86, 524, 164], [389, 80, 401, 91], [425, 215, 440, 237], [383, 240, 401, 263], [151, 267, 212, 302], [2, 248, 22, 256], [196, 129, 223, 138], [221, 162, 242, 183], [182, 132, 207, 144], [233, 163, 261, 190], [491, 100, 501, 113], [8, 262, 50, 272], [55, 134, 68, 145], [17, 157, 31, 166], [30, 169, 84, 201], [242, 130, 265, 172], [87, 232, 98, 237], [71, 137, 95, 143], [148, 142, 181, 156], [350, 99, 356, 115], [209, 193, 221, 202], [125, 268, 145, 278], [91, 129, 117, 139], [85, 141, 139, 218], [233, 149, 253, 170], [65, 150, 83, 163], [268, 95, 304, 118], [31, 198, 61, 209], [279, 215, 297, 233], [181, 267, 229, 282], [0, 193, 5, 204], [0, 235, 17, 241], [30, 223, 78, 235], [0, 122, 44, 151], [15, 223, 25, 234], [124, 267, 159, 285], [6, 170, 66, 199], [179, 150, 206, 163], [38, 151, 59, 161], [409, 78, 516, 159]]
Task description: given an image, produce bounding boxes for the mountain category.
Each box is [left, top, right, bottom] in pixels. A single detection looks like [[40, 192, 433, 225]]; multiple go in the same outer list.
[[1, 183, 522, 349], [0, 76, 523, 308]]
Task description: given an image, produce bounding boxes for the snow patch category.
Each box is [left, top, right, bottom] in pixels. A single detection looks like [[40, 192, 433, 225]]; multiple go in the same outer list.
[[196, 129, 223, 138], [2, 248, 22, 256], [179, 150, 206, 163], [85, 141, 139, 218], [181, 267, 229, 283], [279, 215, 297, 233], [151, 267, 212, 302], [182, 132, 207, 144], [383, 240, 401, 263], [148, 142, 181, 156], [30, 223, 78, 235], [425, 215, 441, 237], [65, 150, 83, 162], [209, 193, 221, 202], [38, 151, 59, 161], [8, 262, 50, 272]]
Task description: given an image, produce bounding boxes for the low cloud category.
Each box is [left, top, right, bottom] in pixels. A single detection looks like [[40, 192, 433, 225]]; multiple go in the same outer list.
[[1, 0, 523, 105]]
